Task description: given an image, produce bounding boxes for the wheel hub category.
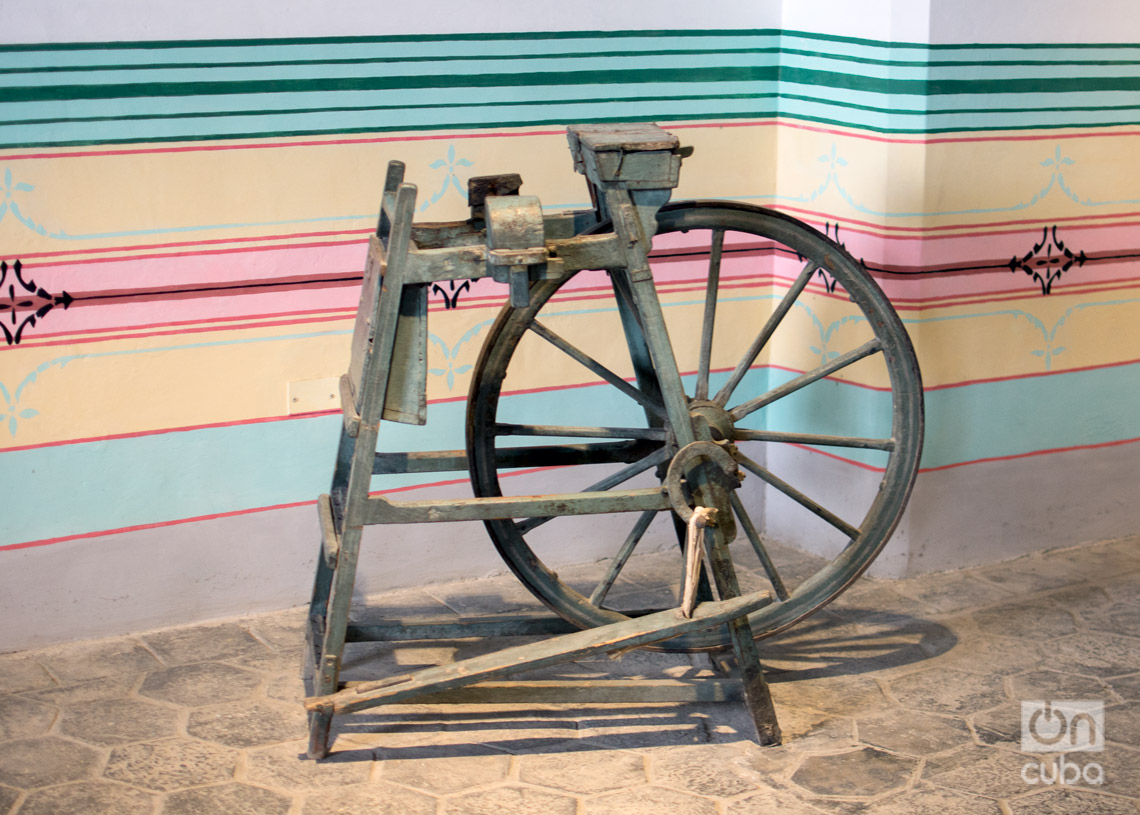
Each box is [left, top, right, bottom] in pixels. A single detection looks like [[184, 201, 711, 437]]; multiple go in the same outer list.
[[688, 400, 735, 443]]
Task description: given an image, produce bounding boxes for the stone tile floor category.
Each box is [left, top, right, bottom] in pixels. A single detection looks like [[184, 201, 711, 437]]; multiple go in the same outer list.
[[2, 534, 1139, 814]]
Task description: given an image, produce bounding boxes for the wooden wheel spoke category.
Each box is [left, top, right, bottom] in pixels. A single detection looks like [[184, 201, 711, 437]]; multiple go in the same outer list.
[[528, 319, 667, 422], [714, 259, 816, 407], [515, 446, 672, 534], [495, 423, 666, 441], [729, 492, 790, 602], [728, 339, 882, 422], [736, 452, 861, 540], [695, 228, 724, 400], [732, 429, 894, 451], [589, 509, 659, 605]]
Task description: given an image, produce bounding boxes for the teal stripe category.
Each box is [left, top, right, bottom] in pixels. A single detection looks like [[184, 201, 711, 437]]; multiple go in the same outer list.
[[0, 416, 343, 546], [1, 362, 1137, 547], [0, 98, 770, 149], [0, 65, 781, 102], [0, 79, 765, 119]]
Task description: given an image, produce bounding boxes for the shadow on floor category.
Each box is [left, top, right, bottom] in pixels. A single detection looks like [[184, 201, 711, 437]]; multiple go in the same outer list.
[[313, 606, 956, 759]]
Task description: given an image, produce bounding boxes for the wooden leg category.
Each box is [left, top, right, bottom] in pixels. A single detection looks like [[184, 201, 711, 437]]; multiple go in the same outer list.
[[306, 522, 364, 758], [307, 430, 356, 677], [724, 615, 782, 745], [307, 705, 334, 760], [306, 544, 335, 672], [702, 521, 782, 745], [305, 438, 365, 758], [305, 574, 335, 758]]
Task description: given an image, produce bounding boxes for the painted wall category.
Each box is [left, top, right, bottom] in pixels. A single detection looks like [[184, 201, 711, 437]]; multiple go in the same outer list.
[[1, 0, 1138, 649]]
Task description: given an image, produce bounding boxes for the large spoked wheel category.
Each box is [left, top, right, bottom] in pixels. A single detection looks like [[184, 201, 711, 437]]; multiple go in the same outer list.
[[466, 201, 923, 651]]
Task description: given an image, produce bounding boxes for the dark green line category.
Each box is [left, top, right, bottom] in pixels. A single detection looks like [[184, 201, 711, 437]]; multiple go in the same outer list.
[[779, 66, 1140, 96], [775, 94, 1140, 117], [2, 28, 1138, 54], [0, 65, 774, 102], [5, 65, 1140, 104], [6, 46, 1140, 76], [780, 47, 1140, 69], [2, 109, 1137, 152], [0, 47, 780, 74]]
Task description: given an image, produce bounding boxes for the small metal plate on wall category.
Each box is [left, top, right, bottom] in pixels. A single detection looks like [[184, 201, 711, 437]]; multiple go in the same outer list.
[[288, 377, 340, 414]]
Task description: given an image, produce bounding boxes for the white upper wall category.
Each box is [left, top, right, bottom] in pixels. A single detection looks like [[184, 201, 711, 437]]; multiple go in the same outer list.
[[3, 0, 1137, 45], [928, 0, 1140, 43], [0, 0, 779, 43], [781, 0, 930, 44]]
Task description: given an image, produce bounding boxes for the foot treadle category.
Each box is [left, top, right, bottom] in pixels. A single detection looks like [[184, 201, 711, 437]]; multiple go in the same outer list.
[[306, 591, 770, 715]]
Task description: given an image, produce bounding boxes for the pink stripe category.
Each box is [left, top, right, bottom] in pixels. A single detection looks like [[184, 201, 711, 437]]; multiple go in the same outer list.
[[20, 206, 1140, 269], [0, 499, 317, 552], [0, 464, 549, 552], [0, 411, 335, 454], [772, 204, 1140, 236], [10, 242, 1137, 347], [6, 434, 1138, 553], [769, 432, 1140, 474], [891, 279, 1140, 308], [923, 356, 1140, 391], [7, 352, 1135, 455], [670, 119, 1140, 146], [8, 305, 356, 346], [6, 121, 1139, 165], [920, 435, 1140, 472], [17, 228, 374, 262], [29, 237, 368, 269], [0, 129, 567, 162], [785, 443, 886, 473], [0, 312, 354, 352], [550, 271, 1140, 311]]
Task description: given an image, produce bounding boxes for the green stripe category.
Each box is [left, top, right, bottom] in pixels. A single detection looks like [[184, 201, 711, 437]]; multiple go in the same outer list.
[[0, 65, 773, 102], [780, 47, 1140, 68], [0, 47, 779, 75], [5, 65, 1140, 104]]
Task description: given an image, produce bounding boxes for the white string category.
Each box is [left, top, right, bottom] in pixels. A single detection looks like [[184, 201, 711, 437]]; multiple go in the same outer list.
[[680, 506, 717, 618]]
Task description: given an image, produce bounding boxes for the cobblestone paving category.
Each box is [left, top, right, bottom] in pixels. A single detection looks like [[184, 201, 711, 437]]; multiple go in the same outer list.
[[2, 535, 1139, 814]]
